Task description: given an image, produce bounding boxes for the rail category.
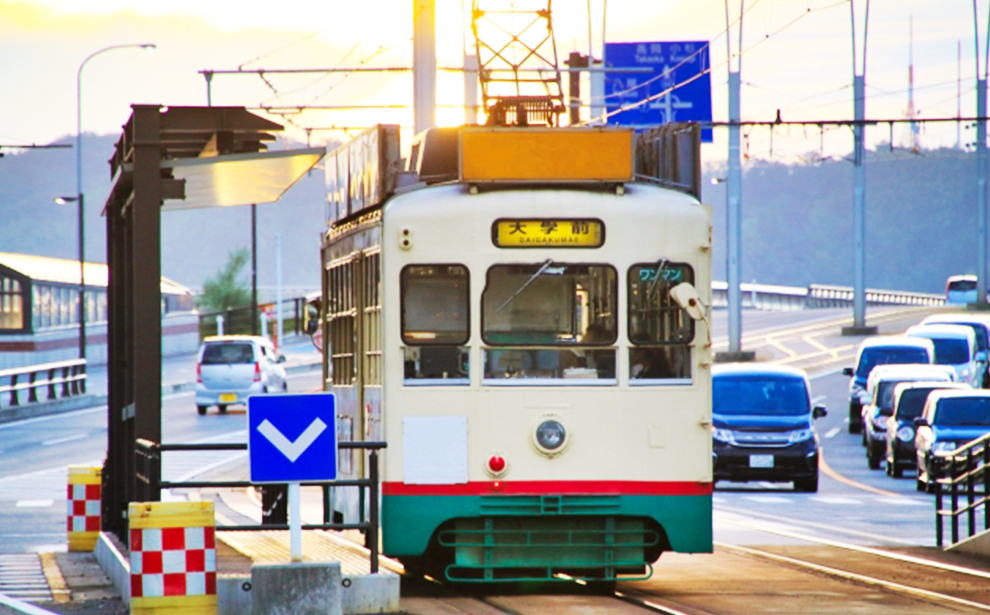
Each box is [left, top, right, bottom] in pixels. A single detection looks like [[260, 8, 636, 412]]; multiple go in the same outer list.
[[0, 358, 87, 408], [710, 281, 945, 311], [932, 432, 990, 548], [134, 438, 387, 573]]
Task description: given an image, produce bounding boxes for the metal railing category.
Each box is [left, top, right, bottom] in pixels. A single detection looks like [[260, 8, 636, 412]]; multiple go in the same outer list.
[[135, 439, 387, 572], [710, 281, 945, 311], [932, 432, 990, 547], [0, 358, 87, 408]]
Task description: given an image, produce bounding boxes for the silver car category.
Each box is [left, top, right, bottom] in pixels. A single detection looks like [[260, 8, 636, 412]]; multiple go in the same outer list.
[[195, 336, 287, 415]]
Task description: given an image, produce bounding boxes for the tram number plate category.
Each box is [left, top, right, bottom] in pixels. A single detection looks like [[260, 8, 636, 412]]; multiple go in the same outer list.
[[219, 393, 237, 403], [749, 455, 774, 468]]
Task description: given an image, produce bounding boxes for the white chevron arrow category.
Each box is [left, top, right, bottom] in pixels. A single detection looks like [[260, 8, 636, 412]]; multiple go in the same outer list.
[[257, 418, 328, 462]]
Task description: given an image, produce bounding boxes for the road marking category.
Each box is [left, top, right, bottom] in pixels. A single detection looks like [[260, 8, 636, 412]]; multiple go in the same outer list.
[[819, 447, 899, 497], [41, 434, 87, 446], [824, 427, 841, 438], [874, 497, 929, 507], [0, 407, 104, 431], [742, 495, 793, 504], [15, 501, 53, 508], [714, 517, 990, 581], [716, 541, 990, 613], [810, 496, 861, 505], [713, 506, 922, 545], [257, 418, 327, 462]]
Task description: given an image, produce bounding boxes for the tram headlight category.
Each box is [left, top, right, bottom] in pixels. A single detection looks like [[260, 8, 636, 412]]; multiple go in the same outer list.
[[535, 420, 566, 450], [896, 426, 914, 442]]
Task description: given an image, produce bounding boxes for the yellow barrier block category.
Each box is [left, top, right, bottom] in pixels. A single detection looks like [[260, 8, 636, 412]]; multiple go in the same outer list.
[[129, 501, 217, 615], [67, 466, 102, 552]]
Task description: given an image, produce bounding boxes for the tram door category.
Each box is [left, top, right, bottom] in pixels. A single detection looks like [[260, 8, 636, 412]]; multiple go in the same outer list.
[[325, 249, 382, 521]]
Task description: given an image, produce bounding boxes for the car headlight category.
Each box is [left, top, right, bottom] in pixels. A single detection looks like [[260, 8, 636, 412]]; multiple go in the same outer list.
[[932, 441, 957, 453], [896, 426, 914, 442], [788, 429, 814, 443], [872, 416, 888, 430], [712, 428, 736, 444], [535, 420, 566, 450]]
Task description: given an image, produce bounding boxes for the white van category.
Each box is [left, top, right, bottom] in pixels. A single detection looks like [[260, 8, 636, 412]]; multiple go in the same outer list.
[[921, 313, 990, 387], [906, 324, 980, 388], [945, 275, 978, 305]]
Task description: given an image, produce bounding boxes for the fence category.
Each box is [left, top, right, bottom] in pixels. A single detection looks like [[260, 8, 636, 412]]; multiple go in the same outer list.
[[710, 281, 945, 311], [933, 432, 990, 548], [197, 296, 310, 341], [0, 358, 87, 409], [134, 439, 386, 573]]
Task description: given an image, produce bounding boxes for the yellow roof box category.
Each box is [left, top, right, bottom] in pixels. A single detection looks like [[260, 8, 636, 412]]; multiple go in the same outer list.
[[460, 127, 634, 183]]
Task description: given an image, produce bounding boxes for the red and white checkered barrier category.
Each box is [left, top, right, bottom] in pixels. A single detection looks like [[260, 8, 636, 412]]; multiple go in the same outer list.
[[128, 501, 217, 614], [67, 466, 101, 552]]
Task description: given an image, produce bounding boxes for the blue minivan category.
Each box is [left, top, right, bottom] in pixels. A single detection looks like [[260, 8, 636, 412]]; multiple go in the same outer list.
[[712, 364, 827, 492]]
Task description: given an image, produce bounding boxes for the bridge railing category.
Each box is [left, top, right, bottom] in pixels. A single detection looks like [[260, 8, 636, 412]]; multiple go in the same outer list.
[[0, 358, 87, 409], [711, 281, 945, 311], [134, 438, 386, 573], [932, 433, 990, 547]]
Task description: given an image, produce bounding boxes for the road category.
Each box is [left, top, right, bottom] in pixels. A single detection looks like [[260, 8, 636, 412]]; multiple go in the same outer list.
[[3, 306, 986, 613]]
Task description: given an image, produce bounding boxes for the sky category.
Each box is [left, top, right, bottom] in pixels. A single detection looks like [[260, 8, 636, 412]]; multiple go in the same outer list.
[[1, 0, 988, 164]]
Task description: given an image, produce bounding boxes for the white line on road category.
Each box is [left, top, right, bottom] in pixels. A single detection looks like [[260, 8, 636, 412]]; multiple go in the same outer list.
[[0, 408, 104, 431], [824, 427, 841, 439], [15, 501, 53, 508], [41, 434, 87, 446], [811, 496, 862, 505]]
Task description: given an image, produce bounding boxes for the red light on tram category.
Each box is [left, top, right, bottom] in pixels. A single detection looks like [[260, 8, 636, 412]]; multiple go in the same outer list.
[[488, 455, 506, 473]]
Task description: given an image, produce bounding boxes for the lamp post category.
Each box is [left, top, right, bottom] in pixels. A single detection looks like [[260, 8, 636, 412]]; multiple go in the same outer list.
[[61, 43, 155, 365]]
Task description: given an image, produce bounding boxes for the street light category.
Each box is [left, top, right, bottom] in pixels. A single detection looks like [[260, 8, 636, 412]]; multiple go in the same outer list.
[[70, 43, 156, 366]]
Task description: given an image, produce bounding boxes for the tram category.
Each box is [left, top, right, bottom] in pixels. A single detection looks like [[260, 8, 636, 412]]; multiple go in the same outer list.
[[317, 122, 713, 582]]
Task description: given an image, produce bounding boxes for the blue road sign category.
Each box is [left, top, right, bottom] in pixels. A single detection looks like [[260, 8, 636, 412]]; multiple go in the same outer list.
[[605, 41, 712, 142], [248, 393, 337, 483]]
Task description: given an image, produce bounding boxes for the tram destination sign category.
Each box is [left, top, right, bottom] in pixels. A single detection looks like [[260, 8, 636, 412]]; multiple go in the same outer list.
[[493, 219, 603, 248]]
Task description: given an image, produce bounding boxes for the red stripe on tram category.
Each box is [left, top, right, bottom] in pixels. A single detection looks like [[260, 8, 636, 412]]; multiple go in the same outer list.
[[382, 481, 713, 497]]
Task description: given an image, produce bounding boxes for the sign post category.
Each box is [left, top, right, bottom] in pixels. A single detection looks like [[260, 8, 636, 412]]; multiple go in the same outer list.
[[248, 393, 337, 562], [605, 41, 712, 141]]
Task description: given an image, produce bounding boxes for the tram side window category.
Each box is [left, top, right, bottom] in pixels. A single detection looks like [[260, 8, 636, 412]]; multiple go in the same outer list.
[[481, 263, 617, 384], [401, 265, 470, 384], [628, 262, 695, 384]]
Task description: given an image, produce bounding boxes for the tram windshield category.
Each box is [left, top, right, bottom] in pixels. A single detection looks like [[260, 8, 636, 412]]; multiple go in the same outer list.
[[482, 263, 617, 383]]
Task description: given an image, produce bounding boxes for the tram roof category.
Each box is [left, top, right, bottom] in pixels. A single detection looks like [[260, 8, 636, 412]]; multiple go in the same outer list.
[[0, 252, 192, 295]]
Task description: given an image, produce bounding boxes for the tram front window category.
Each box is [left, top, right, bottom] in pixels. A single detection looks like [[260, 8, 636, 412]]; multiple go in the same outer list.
[[401, 265, 470, 385], [628, 261, 694, 384], [482, 263, 617, 384]]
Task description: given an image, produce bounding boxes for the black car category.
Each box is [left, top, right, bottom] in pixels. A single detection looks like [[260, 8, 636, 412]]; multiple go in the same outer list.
[[885, 381, 968, 478], [712, 364, 827, 492]]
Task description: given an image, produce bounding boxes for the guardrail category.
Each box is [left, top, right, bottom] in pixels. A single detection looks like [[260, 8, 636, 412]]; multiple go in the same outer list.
[[932, 433, 990, 548], [0, 358, 87, 408], [134, 439, 387, 573], [711, 281, 945, 311]]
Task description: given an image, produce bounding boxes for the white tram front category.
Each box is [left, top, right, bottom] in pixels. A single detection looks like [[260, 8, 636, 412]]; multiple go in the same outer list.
[[320, 125, 713, 583]]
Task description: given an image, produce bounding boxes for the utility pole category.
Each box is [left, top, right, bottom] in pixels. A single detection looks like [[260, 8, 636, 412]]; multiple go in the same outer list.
[[843, 0, 877, 335], [566, 52, 589, 125], [717, 1, 754, 362], [413, 0, 436, 134], [977, 2, 989, 307]]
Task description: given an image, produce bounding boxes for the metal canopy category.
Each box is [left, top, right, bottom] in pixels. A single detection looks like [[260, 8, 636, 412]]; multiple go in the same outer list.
[[161, 148, 324, 211], [101, 105, 322, 542]]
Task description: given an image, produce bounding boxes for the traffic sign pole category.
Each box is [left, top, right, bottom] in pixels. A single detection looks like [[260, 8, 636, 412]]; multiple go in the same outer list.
[[290, 482, 302, 562]]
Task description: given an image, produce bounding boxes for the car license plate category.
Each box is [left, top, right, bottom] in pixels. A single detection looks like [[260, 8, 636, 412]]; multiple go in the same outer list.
[[219, 393, 237, 403], [749, 455, 774, 468]]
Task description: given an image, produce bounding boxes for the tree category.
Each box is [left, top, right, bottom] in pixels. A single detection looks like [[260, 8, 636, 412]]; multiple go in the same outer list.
[[198, 248, 251, 312]]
